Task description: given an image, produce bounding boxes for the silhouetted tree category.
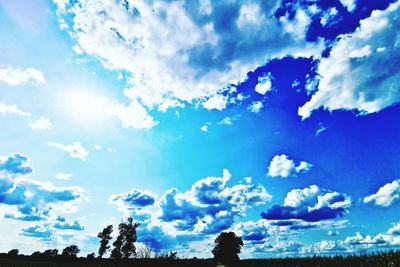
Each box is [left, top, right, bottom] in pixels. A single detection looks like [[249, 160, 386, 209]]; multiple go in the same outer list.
[[62, 245, 80, 258], [110, 229, 124, 259], [98, 224, 113, 258], [110, 217, 139, 259], [42, 249, 58, 257], [7, 249, 18, 257], [31, 251, 42, 257], [212, 232, 243, 267], [121, 217, 139, 258]]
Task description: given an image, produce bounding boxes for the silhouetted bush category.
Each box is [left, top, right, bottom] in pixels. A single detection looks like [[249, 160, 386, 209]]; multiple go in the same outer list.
[[7, 249, 18, 257], [61, 245, 80, 258]]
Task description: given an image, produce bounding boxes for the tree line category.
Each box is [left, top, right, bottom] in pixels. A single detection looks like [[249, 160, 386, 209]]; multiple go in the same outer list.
[[3, 217, 400, 267], [3, 217, 243, 266]]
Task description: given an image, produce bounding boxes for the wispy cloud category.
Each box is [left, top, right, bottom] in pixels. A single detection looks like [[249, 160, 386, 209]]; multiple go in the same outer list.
[[0, 66, 45, 86], [47, 141, 88, 161]]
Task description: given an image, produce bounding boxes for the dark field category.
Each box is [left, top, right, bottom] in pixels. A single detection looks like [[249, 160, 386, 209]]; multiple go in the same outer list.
[[1, 251, 400, 267]]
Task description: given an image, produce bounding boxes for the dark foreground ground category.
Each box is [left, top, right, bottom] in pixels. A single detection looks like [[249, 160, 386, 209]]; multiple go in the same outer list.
[[0, 251, 399, 267]]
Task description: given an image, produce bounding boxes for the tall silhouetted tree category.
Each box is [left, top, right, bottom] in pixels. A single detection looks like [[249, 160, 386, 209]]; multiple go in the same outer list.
[[110, 217, 139, 259], [121, 217, 140, 258], [98, 224, 113, 258], [110, 222, 124, 259], [212, 232, 243, 267], [62, 245, 80, 258]]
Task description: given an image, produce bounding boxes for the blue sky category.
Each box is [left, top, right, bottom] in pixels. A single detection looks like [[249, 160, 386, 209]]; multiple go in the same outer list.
[[0, 0, 400, 258]]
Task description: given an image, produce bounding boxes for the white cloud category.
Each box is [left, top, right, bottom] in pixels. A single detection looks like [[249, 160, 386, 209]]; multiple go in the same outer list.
[[46, 141, 89, 161], [0, 66, 45, 86], [202, 94, 228, 111], [108, 100, 158, 130], [55, 172, 73, 181], [339, 0, 356, 12], [299, 1, 400, 119], [328, 230, 339, 236], [387, 223, 400, 236], [320, 7, 338, 27], [255, 73, 273, 95], [268, 154, 312, 177], [248, 101, 264, 113], [0, 153, 84, 223], [54, 0, 323, 125], [110, 169, 271, 239], [363, 179, 400, 207], [200, 124, 208, 132], [236, 3, 264, 29], [217, 117, 232, 125], [29, 116, 51, 130], [0, 102, 31, 117]]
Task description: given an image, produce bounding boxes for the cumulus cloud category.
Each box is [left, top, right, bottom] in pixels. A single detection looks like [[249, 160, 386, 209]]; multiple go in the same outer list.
[[111, 169, 271, 237], [0, 153, 33, 175], [29, 116, 51, 130], [249, 220, 400, 256], [217, 117, 233, 125], [234, 220, 270, 244], [0, 66, 45, 86], [255, 73, 273, 95], [261, 185, 351, 222], [0, 153, 84, 223], [0, 102, 31, 117], [109, 188, 156, 214], [339, 0, 356, 12], [299, 1, 400, 119], [159, 169, 271, 234], [363, 179, 400, 207], [200, 124, 209, 132], [338, 222, 400, 251], [46, 141, 88, 161], [54, 0, 323, 128], [54, 220, 84, 231], [202, 95, 228, 111], [253, 241, 304, 255], [247, 101, 264, 113], [320, 7, 339, 27], [267, 154, 312, 177]]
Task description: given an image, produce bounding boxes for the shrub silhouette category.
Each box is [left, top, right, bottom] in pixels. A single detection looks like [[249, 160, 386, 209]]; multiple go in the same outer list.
[[212, 232, 243, 267], [7, 249, 18, 257], [42, 249, 58, 257], [61, 245, 80, 258], [86, 252, 96, 259]]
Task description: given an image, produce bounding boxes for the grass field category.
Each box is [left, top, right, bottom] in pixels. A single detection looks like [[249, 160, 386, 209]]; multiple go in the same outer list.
[[0, 250, 400, 267]]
